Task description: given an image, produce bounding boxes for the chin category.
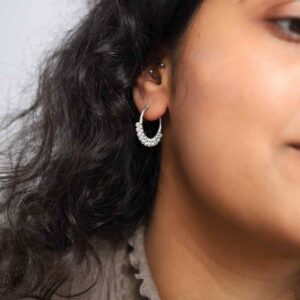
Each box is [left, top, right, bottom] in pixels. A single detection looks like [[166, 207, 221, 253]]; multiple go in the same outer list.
[[252, 212, 300, 258]]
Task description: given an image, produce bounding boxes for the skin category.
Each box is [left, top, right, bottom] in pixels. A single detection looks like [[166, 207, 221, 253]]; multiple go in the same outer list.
[[132, 0, 300, 299]]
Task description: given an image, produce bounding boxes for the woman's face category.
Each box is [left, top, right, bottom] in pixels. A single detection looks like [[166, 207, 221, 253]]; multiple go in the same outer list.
[[164, 0, 300, 254]]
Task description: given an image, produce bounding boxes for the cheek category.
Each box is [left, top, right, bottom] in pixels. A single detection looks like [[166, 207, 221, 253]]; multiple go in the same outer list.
[[170, 65, 271, 226], [168, 34, 300, 251], [171, 44, 275, 201]]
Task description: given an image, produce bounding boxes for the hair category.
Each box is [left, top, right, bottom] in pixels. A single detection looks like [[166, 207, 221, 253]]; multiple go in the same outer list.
[[0, 0, 202, 299]]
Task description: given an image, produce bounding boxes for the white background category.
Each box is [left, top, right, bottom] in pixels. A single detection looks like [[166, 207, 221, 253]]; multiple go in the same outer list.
[[0, 0, 87, 118]]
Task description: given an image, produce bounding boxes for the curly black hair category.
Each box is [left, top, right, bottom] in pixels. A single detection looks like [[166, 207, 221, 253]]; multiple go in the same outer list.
[[0, 0, 202, 298]]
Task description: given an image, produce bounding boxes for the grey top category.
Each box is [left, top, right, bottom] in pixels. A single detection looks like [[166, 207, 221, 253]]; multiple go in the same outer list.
[[56, 224, 161, 300]]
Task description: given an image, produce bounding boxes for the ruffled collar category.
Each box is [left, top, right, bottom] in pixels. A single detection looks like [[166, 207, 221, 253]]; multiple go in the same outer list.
[[127, 224, 161, 300]]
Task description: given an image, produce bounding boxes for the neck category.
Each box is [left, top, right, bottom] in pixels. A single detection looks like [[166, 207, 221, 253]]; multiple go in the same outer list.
[[144, 149, 300, 300]]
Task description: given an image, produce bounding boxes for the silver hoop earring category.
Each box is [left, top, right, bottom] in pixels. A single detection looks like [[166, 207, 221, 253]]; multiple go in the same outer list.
[[135, 104, 163, 147]]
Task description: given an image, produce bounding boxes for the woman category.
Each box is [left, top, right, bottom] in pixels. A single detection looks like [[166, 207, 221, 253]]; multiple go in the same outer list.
[[1, 0, 300, 299]]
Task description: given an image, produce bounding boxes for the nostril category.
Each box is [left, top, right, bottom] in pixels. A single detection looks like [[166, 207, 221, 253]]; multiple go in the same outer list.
[[289, 144, 300, 150]]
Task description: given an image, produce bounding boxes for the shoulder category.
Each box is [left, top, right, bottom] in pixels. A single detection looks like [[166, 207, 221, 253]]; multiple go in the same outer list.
[[55, 235, 142, 300]]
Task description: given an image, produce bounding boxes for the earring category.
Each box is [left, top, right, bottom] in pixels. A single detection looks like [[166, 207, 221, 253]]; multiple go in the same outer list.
[[135, 103, 163, 147], [147, 62, 166, 80]]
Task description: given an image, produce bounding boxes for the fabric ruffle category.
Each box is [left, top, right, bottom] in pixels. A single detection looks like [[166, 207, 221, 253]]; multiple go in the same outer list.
[[127, 225, 161, 300]]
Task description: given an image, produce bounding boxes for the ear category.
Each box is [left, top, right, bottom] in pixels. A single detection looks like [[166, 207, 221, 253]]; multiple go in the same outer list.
[[132, 57, 173, 121]]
